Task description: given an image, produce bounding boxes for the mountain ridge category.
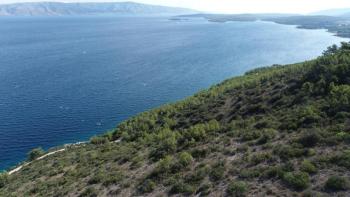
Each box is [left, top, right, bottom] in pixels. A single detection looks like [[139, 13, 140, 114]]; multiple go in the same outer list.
[[0, 2, 198, 16]]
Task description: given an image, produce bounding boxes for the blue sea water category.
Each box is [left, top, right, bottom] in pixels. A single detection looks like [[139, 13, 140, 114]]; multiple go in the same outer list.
[[0, 16, 347, 170]]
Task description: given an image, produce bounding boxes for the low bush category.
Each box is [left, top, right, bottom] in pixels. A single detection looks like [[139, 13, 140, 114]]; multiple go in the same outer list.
[[103, 171, 124, 186], [298, 130, 321, 147], [263, 166, 285, 179], [178, 152, 193, 167], [330, 150, 350, 169], [240, 130, 261, 141], [300, 160, 317, 174], [249, 152, 272, 165], [138, 179, 156, 193], [88, 173, 104, 185], [170, 180, 195, 194], [226, 181, 248, 197], [186, 164, 210, 183], [256, 129, 277, 144], [283, 172, 310, 190], [324, 176, 349, 191], [191, 148, 209, 158], [210, 161, 226, 181], [153, 155, 174, 176], [239, 169, 261, 179], [197, 183, 211, 196], [274, 145, 305, 160]]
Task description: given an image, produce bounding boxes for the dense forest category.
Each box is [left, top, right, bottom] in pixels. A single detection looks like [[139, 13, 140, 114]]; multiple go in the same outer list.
[[1, 43, 350, 196]]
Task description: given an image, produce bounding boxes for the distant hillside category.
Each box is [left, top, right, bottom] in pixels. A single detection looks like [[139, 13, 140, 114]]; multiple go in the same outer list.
[[2, 43, 350, 196], [312, 8, 350, 17], [0, 2, 197, 16]]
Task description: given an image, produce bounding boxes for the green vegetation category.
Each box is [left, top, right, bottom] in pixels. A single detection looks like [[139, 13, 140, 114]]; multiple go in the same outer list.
[[283, 172, 310, 190], [0, 173, 8, 188], [226, 181, 248, 196], [324, 176, 349, 191], [2, 43, 350, 196], [300, 160, 317, 174], [27, 147, 45, 161]]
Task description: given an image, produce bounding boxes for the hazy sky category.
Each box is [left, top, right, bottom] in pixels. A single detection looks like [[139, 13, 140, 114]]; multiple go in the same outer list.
[[0, 0, 350, 14]]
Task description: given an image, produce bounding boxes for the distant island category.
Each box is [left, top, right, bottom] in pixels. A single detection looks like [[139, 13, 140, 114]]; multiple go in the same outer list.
[[0, 2, 198, 16], [184, 13, 350, 38]]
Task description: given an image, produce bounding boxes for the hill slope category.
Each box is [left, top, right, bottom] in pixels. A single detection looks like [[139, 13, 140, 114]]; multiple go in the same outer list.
[[0, 2, 197, 16], [2, 43, 350, 196]]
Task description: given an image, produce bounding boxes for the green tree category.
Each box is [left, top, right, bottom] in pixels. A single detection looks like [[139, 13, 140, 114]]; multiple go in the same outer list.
[[27, 147, 45, 161]]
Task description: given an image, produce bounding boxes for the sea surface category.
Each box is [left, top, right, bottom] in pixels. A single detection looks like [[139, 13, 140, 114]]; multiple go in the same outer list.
[[0, 16, 347, 170]]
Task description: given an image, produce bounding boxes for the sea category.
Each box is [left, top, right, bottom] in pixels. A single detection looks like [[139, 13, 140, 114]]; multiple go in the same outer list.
[[0, 16, 347, 170]]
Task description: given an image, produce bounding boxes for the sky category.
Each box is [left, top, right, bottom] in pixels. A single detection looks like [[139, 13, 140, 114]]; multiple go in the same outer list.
[[0, 0, 350, 14]]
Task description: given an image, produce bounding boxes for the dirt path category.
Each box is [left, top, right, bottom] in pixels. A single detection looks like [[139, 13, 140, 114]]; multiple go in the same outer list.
[[8, 148, 65, 175], [7, 139, 121, 175]]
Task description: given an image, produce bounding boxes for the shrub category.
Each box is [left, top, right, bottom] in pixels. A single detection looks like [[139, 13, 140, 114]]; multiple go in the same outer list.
[[300, 160, 317, 174], [210, 161, 226, 181], [329, 84, 350, 112], [249, 152, 272, 165], [150, 129, 177, 160], [324, 176, 349, 191], [298, 130, 321, 147], [88, 173, 104, 184], [240, 130, 261, 141], [239, 169, 261, 179], [153, 155, 174, 176], [103, 171, 124, 186], [237, 144, 249, 152], [138, 179, 156, 193], [283, 172, 310, 190], [264, 166, 285, 179], [301, 190, 318, 197], [274, 145, 305, 160], [90, 136, 108, 145], [191, 148, 209, 158], [336, 131, 350, 141], [170, 180, 195, 194], [226, 181, 248, 197], [197, 183, 211, 196], [298, 106, 322, 126], [186, 165, 210, 183], [257, 129, 277, 144], [178, 152, 193, 167], [27, 147, 45, 161], [330, 150, 350, 169]]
